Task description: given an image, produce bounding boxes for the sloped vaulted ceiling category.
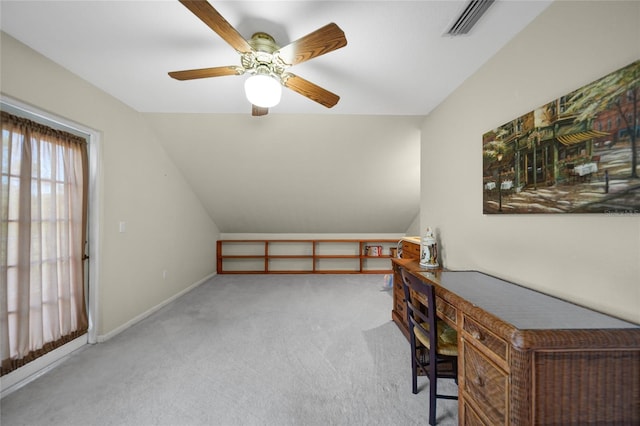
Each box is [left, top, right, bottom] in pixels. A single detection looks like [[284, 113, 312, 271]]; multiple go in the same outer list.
[[144, 113, 422, 233]]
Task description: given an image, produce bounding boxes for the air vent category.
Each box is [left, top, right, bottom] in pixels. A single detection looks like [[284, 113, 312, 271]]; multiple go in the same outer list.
[[445, 0, 495, 36]]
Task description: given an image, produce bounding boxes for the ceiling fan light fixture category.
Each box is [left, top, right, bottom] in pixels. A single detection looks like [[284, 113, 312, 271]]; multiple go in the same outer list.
[[244, 74, 282, 108], [171, 1, 347, 115]]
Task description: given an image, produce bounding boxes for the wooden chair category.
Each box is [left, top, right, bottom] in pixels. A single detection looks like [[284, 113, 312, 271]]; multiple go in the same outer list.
[[401, 268, 458, 425]]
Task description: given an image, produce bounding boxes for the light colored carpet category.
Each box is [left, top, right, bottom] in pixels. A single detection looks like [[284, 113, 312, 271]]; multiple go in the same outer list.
[[1, 274, 458, 425]]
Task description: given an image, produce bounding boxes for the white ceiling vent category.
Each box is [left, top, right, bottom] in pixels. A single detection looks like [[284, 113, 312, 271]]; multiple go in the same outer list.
[[445, 0, 495, 36]]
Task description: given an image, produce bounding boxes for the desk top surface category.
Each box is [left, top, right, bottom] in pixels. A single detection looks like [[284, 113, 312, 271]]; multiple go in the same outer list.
[[419, 270, 638, 330]]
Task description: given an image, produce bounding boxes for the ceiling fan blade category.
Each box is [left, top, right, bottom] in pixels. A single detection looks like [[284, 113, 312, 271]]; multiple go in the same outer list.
[[179, 0, 252, 53], [276, 23, 347, 66], [252, 105, 269, 116], [168, 66, 243, 80], [283, 73, 340, 108]]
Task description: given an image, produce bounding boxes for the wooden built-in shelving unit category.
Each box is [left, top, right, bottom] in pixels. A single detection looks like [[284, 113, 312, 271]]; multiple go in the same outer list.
[[216, 239, 400, 274]]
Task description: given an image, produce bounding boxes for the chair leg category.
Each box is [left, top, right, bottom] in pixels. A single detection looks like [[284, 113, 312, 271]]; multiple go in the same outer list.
[[429, 353, 437, 425], [453, 357, 458, 386], [411, 342, 418, 394]]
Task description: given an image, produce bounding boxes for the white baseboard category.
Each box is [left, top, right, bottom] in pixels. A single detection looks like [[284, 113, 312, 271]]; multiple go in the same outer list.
[[97, 272, 216, 342], [1, 336, 87, 399]]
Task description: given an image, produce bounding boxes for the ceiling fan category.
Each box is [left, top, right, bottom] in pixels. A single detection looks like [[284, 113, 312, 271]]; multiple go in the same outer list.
[[169, 0, 348, 116]]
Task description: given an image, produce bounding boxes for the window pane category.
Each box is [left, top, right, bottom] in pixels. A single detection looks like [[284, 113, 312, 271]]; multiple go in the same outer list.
[[6, 222, 19, 265], [10, 137, 22, 171], [7, 177, 21, 221]]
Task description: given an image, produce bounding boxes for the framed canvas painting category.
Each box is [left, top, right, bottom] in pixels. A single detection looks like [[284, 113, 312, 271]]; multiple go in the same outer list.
[[482, 60, 639, 214]]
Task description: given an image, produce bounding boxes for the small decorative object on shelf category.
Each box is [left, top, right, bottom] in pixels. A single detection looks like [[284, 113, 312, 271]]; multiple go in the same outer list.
[[419, 227, 439, 269], [364, 245, 383, 256]]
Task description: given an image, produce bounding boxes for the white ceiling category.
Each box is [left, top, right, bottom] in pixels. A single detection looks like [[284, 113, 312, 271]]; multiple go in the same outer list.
[[0, 0, 552, 116]]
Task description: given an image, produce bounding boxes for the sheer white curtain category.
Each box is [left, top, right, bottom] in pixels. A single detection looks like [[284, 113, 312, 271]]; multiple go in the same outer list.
[[1, 111, 88, 375]]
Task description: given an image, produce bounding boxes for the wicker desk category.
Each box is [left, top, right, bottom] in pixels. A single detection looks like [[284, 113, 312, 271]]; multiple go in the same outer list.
[[394, 265, 640, 425]]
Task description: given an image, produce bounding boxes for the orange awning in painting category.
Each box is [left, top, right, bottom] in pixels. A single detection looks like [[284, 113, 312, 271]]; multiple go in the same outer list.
[[557, 130, 609, 145]]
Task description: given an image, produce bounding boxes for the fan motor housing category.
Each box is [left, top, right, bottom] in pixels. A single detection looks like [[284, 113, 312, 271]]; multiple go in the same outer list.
[[242, 32, 287, 78], [249, 32, 278, 53]]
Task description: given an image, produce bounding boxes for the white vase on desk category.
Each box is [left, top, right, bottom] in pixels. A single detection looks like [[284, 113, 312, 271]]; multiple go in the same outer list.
[[419, 227, 439, 269]]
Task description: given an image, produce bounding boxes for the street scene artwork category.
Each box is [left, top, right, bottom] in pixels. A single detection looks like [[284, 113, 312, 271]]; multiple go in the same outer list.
[[483, 60, 639, 214]]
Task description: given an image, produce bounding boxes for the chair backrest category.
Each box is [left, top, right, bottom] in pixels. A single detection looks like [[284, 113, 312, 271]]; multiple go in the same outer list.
[[401, 268, 437, 351]]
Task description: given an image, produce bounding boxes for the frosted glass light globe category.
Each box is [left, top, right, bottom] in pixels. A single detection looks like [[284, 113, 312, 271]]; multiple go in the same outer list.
[[244, 74, 282, 108]]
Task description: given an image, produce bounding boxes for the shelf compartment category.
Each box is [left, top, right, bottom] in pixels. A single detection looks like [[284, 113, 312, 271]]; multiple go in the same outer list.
[[361, 240, 399, 257], [268, 258, 314, 272], [314, 258, 360, 272], [221, 258, 265, 273], [219, 240, 266, 256], [315, 240, 360, 256], [268, 240, 313, 256]]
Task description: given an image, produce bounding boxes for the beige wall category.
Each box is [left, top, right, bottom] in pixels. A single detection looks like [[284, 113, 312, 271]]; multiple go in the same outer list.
[[421, 1, 640, 323], [1, 33, 221, 336]]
